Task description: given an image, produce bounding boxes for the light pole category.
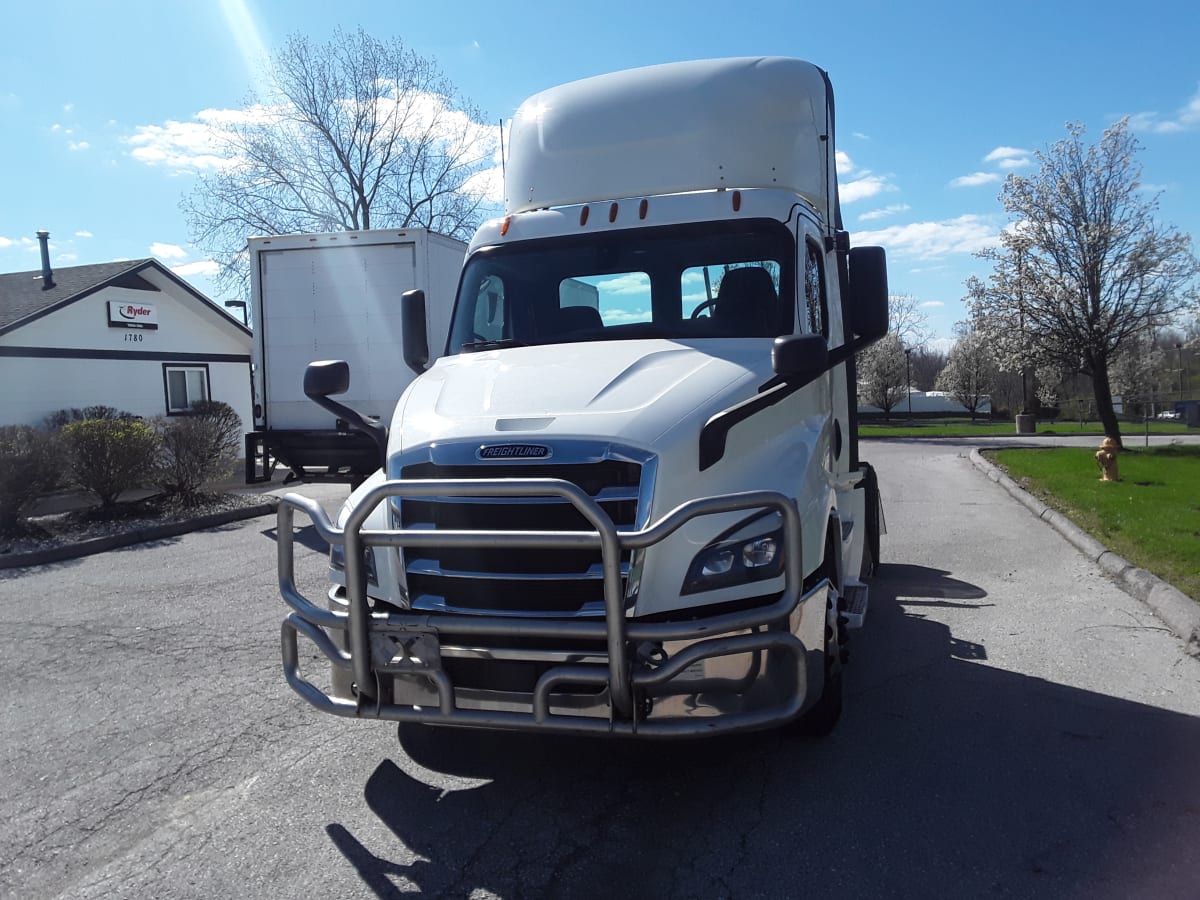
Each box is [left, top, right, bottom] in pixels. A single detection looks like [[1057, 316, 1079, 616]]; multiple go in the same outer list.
[[904, 347, 912, 421], [1177, 343, 1185, 402], [225, 300, 248, 326]]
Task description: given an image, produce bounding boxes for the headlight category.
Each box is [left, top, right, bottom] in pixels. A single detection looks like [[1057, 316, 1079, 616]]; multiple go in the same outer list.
[[681, 511, 785, 595], [329, 543, 379, 586]]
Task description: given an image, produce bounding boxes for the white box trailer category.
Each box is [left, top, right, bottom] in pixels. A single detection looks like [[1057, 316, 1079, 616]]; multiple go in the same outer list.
[[245, 229, 464, 484]]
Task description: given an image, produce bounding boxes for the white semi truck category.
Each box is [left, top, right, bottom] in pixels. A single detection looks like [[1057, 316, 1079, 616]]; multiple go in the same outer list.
[[278, 57, 888, 738], [244, 228, 465, 485]]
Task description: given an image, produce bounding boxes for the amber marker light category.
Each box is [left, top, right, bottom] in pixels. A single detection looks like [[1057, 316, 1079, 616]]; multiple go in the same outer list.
[[732, 190, 742, 212]]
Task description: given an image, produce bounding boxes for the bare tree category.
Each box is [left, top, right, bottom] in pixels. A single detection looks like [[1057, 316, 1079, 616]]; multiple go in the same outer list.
[[183, 27, 497, 298], [968, 119, 1199, 446], [909, 346, 947, 392], [857, 332, 909, 417], [888, 293, 932, 350], [936, 330, 997, 420]]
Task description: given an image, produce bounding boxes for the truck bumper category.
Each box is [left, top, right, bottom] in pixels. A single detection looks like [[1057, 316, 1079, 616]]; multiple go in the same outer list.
[[278, 479, 824, 738]]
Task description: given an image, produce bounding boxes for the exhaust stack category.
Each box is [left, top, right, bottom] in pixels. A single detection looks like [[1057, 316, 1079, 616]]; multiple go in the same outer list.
[[36, 230, 54, 289]]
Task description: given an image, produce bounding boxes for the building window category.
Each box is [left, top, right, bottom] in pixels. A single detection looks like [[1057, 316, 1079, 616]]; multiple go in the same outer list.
[[163, 365, 210, 414]]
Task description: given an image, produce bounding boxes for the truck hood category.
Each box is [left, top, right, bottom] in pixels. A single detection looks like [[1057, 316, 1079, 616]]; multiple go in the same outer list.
[[394, 339, 764, 451]]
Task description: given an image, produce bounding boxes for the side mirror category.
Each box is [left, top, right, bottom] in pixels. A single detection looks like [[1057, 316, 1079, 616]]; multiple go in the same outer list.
[[303, 359, 350, 397], [402, 289, 430, 376], [848, 246, 889, 342], [772, 334, 829, 383], [303, 359, 387, 468]]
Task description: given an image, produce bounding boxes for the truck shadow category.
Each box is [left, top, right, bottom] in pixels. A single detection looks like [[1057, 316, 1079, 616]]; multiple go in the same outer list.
[[326, 562, 1200, 898]]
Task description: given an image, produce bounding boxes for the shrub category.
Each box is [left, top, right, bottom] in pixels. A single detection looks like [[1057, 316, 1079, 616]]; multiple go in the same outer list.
[[44, 406, 134, 430], [0, 425, 65, 533], [62, 418, 160, 507], [155, 401, 243, 505]]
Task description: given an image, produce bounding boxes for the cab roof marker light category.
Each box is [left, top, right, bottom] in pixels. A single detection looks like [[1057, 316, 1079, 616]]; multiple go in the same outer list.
[[732, 190, 742, 212], [609, 202, 619, 223], [579, 205, 590, 226], [500, 216, 512, 236], [639, 199, 648, 220]]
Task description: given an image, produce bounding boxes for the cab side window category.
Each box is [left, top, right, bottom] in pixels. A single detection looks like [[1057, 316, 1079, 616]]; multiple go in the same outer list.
[[804, 242, 828, 337]]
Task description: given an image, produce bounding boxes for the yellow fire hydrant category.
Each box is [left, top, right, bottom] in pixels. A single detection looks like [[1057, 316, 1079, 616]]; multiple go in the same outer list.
[[1095, 437, 1120, 482]]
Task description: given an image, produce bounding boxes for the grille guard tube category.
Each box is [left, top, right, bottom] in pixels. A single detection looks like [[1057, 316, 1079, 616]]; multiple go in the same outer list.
[[278, 479, 804, 731]]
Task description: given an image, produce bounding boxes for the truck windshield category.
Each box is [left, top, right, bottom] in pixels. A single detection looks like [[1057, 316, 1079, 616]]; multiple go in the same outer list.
[[447, 219, 795, 354]]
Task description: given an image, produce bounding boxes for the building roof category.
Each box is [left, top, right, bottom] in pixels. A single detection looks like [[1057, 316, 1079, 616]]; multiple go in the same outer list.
[[0, 258, 248, 337]]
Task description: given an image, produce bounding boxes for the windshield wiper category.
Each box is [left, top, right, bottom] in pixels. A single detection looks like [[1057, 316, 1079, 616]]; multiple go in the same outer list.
[[460, 338, 529, 352]]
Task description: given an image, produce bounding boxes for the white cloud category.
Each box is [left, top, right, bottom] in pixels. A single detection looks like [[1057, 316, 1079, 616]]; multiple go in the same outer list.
[[595, 272, 651, 295], [858, 203, 911, 222], [841, 174, 896, 204], [75, 230, 93, 238], [950, 171, 1002, 188], [462, 164, 504, 204], [984, 146, 1031, 167], [852, 132, 869, 140], [171, 260, 220, 278], [1128, 84, 1200, 134], [125, 105, 279, 173], [0, 236, 12, 248], [835, 151, 854, 176], [853, 215, 1001, 260], [63, 103, 74, 113], [151, 242, 188, 260], [68, 141, 90, 151], [920, 300, 945, 309]]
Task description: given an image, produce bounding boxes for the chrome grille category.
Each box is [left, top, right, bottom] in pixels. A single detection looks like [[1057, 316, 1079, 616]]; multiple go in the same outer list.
[[398, 458, 643, 615]]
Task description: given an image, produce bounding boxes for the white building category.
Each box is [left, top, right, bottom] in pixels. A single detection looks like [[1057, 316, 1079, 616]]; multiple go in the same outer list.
[[859, 389, 992, 416], [0, 233, 251, 431]]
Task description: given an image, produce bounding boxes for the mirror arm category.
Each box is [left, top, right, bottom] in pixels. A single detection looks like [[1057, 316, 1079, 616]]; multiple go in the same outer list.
[[303, 390, 388, 469]]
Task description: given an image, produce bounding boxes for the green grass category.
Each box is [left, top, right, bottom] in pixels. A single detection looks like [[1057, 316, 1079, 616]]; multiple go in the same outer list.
[[987, 444, 1200, 602], [860, 419, 1192, 439]]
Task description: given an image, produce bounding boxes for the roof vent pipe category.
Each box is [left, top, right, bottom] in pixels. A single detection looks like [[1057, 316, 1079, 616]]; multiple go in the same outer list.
[[36, 230, 55, 289]]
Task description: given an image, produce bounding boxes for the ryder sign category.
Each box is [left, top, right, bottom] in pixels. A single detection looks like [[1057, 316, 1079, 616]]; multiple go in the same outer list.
[[107, 300, 159, 330]]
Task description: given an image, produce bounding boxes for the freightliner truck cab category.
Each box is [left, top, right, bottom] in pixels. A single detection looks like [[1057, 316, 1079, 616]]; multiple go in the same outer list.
[[277, 57, 888, 738]]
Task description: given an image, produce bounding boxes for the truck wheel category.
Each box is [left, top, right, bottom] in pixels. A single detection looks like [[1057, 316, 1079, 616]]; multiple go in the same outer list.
[[784, 548, 843, 737], [790, 648, 843, 737], [860, 461, 881, 578]]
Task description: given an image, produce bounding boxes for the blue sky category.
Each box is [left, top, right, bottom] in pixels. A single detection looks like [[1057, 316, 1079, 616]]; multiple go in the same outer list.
[[3, 0, 1198, 345]]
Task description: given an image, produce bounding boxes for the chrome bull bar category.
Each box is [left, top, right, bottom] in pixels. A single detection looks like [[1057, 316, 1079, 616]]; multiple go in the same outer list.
[[278, 478, 807, 736]]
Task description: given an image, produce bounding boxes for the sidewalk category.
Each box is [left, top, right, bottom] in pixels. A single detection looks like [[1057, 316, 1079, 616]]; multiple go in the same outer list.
[[969, 448, 1200, 656]]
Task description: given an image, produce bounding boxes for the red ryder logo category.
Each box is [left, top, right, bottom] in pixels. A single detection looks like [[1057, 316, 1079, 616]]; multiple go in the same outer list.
[[107, 300, 158, 330]]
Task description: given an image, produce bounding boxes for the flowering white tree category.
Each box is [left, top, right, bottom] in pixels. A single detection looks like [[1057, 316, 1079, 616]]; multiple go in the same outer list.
[[967, 119, 1199, 446], [935, 330, 997, 420], [183, 27, 498, 297], [857, 332, 910, 417]]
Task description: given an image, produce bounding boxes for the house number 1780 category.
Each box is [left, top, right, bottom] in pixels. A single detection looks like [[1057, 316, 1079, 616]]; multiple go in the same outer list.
[[124, 332, 144, 342]]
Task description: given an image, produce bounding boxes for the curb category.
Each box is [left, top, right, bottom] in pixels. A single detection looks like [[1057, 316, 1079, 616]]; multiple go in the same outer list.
[[969, 448, 1200, 656], [0, 498, 280, 570]]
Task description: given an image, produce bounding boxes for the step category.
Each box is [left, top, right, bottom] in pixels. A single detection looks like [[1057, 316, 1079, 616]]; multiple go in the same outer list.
[[841, 581, 869, 629]]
